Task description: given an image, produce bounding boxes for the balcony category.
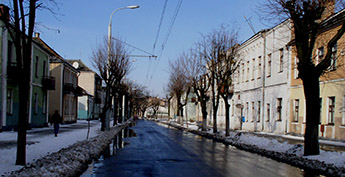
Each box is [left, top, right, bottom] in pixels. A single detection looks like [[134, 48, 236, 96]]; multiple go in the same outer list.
[[75, 86, 84, 96], [63, 83, 75, 94], [7, 62, 19, 82], [42, 76, 55, 90]]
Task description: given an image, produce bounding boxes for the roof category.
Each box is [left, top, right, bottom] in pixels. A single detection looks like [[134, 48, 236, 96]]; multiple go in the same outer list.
[[66, 59, 93, 72], [33, 36, 79, 73]]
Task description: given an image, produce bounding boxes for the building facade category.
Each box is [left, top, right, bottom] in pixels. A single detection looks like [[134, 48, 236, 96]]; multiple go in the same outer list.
[[0, 23, 53, 130], [289, 8, 345, 140], [34, 36, 79, 124], [67, 59, 103, 120]]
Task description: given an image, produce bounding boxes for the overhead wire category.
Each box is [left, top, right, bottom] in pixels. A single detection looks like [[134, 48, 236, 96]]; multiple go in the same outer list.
[[112, 37, 156, 57], [145, 0, 169, 86], [147, 0, 183, 86]]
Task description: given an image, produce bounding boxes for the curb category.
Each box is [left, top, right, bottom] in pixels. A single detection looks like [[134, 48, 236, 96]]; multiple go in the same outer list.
[[7, 120, 133, 177], [157, 120, 345, 177]]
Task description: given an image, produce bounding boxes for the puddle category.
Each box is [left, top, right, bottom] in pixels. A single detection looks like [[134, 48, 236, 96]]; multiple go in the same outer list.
[[81, 127, 137, 176]]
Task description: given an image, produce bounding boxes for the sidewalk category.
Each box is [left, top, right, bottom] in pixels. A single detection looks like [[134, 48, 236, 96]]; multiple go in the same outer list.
[[160, 119, 345, 152], [154, 118, 345, 176], [0, 120, 101, 176]]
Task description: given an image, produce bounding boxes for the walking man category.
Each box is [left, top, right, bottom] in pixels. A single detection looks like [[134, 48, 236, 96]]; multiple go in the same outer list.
[[51, 110, 62, 137]]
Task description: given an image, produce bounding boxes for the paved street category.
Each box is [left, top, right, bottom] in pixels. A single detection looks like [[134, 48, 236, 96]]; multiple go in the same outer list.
[[83, 120, 312, 177]]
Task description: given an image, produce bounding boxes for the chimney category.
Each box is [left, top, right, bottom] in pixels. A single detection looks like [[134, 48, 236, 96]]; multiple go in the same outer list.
[[0, 4, 10, 23], [35, 32, 40, 38], [321, 0, 335, 21]]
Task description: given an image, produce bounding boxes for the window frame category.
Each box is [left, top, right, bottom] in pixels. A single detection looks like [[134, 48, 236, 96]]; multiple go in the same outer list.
[[328, 96, 335, 125], [293, 99, 299, 122], [277, 98, 282, 121], [6, 89, 13, 115]]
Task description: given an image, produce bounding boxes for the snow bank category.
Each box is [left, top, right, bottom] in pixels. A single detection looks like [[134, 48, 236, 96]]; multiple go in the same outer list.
[[7, 121, 132, 177], [157, 120, 345, 177]]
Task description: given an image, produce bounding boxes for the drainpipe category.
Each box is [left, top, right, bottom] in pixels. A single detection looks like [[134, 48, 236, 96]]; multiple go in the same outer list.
[[261, 31, 267, 131], [46, 58, 50, 124], [1, 26, 8, 131], [28, 44, 34, 125]]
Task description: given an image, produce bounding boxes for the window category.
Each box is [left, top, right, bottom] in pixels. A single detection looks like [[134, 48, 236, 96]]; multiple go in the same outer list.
[[232, 99, 234, 116], [277, 98, 282, 121], [252, 58, 255, 80], [237, 70, 240, 84], [35, 56, 39, 78], [64, 96, 69, 116], [279, 48, 284, 72], [43, 94, 47, 114], [319, 98, 322, 124], [257, 101, 261, 122], [329, 43, 337, 71], [34, 93, 38, 114], [267, 53, 272, 77], [7, 40, 13, 63], [266, 103, 270, 122], [43, 61, 47, 78], [294, 57, 299, 79], [258, 56, 261, 79], [318, 46, 324, 62], [252, 102, 255, 122], [246, 61, 249, 82], [328, 97, 335, 124], [342, 96, 345, 125], [241, 63, 245, 83], [293, 99, 299, 122], [6, 89, 13, 114]]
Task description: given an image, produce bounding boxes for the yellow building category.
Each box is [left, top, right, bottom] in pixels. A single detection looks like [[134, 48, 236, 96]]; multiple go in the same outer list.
[[289, 7, 345, 140]]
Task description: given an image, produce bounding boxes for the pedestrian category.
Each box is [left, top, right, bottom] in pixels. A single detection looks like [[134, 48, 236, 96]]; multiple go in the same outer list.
[[51, 110, 62, 137]]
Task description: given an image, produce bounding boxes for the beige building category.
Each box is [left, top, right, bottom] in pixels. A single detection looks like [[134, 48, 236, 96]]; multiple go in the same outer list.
[[289, 7, 345, 140], [34, 36, 79, 123], [67, 59, 103, 120]]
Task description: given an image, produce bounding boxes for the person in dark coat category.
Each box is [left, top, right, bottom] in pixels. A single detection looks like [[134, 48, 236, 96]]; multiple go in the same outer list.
[[51, 110, 62, 137]]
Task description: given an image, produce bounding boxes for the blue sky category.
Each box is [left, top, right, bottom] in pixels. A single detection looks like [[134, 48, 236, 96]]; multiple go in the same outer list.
[[32, 0, 269, 97]]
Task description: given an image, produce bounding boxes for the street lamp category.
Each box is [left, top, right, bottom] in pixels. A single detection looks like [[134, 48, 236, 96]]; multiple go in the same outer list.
[[106, 5, 139, 130], [108, 5, 140, 62]]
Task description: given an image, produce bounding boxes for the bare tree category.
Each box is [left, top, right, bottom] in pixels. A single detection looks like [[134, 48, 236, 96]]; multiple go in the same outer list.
[[167, 58, 189, 124], [92, 38, 131, 131], [149, 97, 161, 119], [218, 43, 240, 136], [180, 47, 210, 131], [0, 0, 57, 165], [262, 0, 345, 155], [199, 24, 238, 134]]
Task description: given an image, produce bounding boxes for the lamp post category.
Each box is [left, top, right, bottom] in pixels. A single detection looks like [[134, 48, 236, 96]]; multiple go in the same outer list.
[[108, 5, 139, 64], [106, 5, 139, 130]]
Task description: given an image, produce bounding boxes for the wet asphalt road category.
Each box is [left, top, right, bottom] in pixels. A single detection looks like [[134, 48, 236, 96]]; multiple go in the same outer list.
[[84, 120, 308, 177]]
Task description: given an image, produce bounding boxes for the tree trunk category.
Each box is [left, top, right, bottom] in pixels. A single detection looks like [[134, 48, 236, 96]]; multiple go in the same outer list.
[[302, 75, 320, 156], [119, 94, 123, 123], [124, 94, 128, 121], [201, 100, 207, 131], [213, 104, 217, 133], [101, 87, 111, 131], [113, 94, 118, 126], [176, 95, 181, 123], [16, 79, 30, 165], [223, 96, 230, 136]]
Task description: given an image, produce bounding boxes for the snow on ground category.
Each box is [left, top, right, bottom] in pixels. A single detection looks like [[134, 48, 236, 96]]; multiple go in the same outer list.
[[159, 119, 345, 175], [0, 120, 101, 176]]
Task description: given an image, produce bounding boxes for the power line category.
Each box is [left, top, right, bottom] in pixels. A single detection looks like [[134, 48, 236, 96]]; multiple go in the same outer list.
[[147, 0, 183, 86], [152, 0, 168, 53], [111, 37, 157, 58], [145, 0, 169, 86]]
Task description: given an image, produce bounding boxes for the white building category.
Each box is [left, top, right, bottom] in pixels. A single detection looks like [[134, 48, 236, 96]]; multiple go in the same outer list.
[[231, 20, 292, 134]]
